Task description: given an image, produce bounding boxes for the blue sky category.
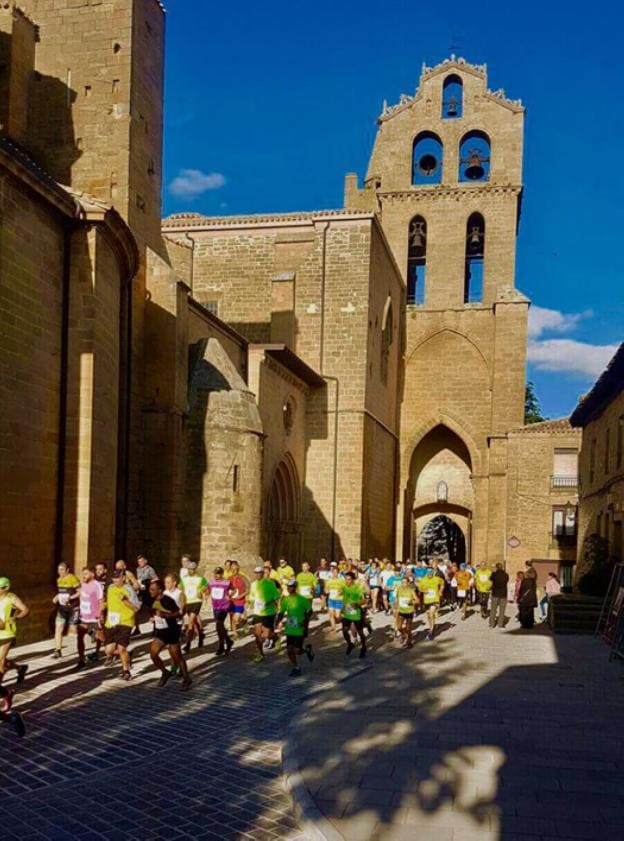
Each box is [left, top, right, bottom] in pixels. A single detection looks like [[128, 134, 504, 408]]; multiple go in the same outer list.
[[162, 0, 624, 419]]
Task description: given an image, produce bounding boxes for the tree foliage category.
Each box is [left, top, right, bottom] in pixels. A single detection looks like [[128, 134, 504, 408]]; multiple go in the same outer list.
[[524, 381, 546, 424]]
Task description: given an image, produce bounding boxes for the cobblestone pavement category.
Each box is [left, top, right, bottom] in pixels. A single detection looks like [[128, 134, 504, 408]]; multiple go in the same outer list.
[[3, 607, 623, 841], [287, 608, 624, 841]]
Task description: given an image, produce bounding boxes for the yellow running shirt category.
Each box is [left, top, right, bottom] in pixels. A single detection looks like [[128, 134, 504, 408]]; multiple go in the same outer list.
[[475, 568, 493, 593], [105, 585, 136, 628], [418, 575, 444, 605], [397, 586, 417, 614], [324, 577, 345, 602], [0, 592, 18, 640]]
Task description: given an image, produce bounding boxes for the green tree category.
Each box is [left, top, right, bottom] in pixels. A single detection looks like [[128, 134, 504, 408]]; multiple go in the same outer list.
[[524, 381, 546, 424]]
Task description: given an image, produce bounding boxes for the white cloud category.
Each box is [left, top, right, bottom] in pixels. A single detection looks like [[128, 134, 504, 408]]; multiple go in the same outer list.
[[528, 305, 590, 339], [169, 169, 226, 199], [527, 338, 618, 378]]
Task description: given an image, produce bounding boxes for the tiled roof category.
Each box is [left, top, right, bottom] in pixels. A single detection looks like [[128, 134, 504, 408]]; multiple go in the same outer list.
[[570, 343, 624, 427], [162, 208, 373, 229], [510, 418, 577, 435]]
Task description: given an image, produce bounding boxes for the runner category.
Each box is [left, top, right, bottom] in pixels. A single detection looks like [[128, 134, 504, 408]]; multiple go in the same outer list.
[[296, 562, 317, 609], [179, 554, 191, 583], [262, 560, 281, 585], [418, 567, 445, 640], [455, 563, 473, 620], [249, 566, 281, 663], [368, 560, 382, 613], [380, 561, 395, 614], [164, 573, 185, 676], [475, 563, 493, 618], [275, 557, 296, 596], [102, 569, 140, 680], [136, 555, 158, 627], [180, 560, 208, 652], [316, 558, 331, 612], [0, 577, 29, 687], [277, 579, 314, 677], [75, 567, 104, 670], [395, 573, 418, 648], [356, 561, 373, 636], [228, 560, 248, 638], [52, 562, 80, 658], [0, 685, 26, 737], [341, 572, 367, 658], [207, 567, 234, 656], [324, 562, 345, 633], [149, 579, 191, 690]]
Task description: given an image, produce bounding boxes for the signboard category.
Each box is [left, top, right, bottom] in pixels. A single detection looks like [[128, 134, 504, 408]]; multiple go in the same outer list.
[[507, 536, 521, 549]]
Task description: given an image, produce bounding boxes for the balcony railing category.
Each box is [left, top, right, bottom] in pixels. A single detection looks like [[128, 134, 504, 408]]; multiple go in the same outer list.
[[551, 475, 578, 489]]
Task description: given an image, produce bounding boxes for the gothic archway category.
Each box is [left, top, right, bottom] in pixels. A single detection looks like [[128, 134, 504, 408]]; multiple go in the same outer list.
[[417, 515, 467, 564], [265, 454, 301, 566]]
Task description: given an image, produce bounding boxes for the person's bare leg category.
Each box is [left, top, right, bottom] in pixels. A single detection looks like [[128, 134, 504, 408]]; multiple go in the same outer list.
[[150, 640, 167, 673], [169, 645, 190, 681], [118, 646, 131, 673]]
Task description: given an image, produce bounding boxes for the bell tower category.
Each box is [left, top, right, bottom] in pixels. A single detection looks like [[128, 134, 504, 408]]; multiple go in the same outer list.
[[345, 57, 529, 565]]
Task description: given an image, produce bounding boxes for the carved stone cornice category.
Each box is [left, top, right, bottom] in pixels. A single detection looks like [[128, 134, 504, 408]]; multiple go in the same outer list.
[[378, 184, 522, 202]]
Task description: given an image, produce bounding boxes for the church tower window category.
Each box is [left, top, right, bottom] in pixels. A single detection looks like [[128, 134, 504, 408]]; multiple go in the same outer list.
[[442, 75, 463, 118], [412, 132, 443, 185], [464, 213, 485, 303], [407, 216, 427, 305], [459, 131, 491, 182]]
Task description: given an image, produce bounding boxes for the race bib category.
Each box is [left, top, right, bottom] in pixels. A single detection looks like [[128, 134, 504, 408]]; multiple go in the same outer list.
[[329, 589, 342, 600], [58, 593, 70, 607], [185, 585, 198, 601], [426, 590, 436, 600], [300, 586, 313, 597], [344, 603, 358, 618], [254, 599, 266, 613], [211, 587, 225, 600], [108, 612, 120, 627], [399, 597, 411, 609], [287, 616, 301, 628], [457, 589, 466, 597], [154, 616, 168, 630], [80, 599, 92, 616]]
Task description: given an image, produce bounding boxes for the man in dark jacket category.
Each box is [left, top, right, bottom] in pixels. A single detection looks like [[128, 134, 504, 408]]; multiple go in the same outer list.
[[489, 563, 509, 628]]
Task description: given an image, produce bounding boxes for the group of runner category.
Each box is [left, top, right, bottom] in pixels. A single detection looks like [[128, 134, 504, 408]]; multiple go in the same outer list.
[[0, 554, 504, 737]]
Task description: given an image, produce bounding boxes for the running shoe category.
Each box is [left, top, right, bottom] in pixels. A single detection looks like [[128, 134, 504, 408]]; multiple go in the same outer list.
[[215, 647, 225, 656], [359, 647, 367, 659], [72, 661, 86, 672], [170, 664, 179, 676], [87, 652, 99, 663], [16, 664, 28, 685], [52, 650, 62, 659], [274, 638, 283, 653], [121, 671, 131, 681], [225, 638, 234, 655], [158, 670, 171, 687], [8, 711, 26, 738], [181, 678, 192, 691], [304, 644, 315, 662], [427, 631, 434, 641], [345, 642, 354, 656], [253, 654, 265, 664], [289, 667, 302, 678], [197, 632, 205, 648]]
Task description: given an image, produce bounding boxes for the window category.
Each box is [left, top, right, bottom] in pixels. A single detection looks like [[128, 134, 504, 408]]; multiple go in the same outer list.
[[552, 448, 578, 488], [436, 481, 448, 502], [590, 438, 596, 484], [459, 130, 491, 182], [442, 74, 463, 119], [617, 416, 624, 471], [200, 299, 219, 316], [407, 216, 427, 305], [412, 132, 443, 185], [464, 212, 484, 303], [232, 464, 240, 492], [552, 506, 577, 537], [380, 297, 393, 384], [605, 428, 611, 475]]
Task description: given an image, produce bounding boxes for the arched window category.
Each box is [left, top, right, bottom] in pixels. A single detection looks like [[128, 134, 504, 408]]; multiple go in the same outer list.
[[459, 130, 491, 182], [412, 131, 443, 185], [442, 74, 463, 119], [436, 480, 448, 502], [407, 216, 426, 305], [380, 297, 393, 384], [464, 212, 485, 304]]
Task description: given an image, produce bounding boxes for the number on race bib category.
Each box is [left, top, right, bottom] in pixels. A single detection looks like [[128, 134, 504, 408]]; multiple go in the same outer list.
[[300, 586, 312, 597], [108, 612, 120, 627], [254, 599, 266, 613], [211, 587, 224, 600]]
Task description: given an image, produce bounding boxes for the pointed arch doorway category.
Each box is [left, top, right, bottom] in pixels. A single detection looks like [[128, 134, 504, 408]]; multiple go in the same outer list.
[[265, 454, 301, 566], [416, 513, 468, 565]]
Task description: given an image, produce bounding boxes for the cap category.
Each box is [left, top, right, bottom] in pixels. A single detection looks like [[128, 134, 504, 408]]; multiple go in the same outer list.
[[188, 560, 198, 569], [0, 577, 10, 589], [254, 565, 264, 573], [287, 579, 297, 587], [111, 569, 125, 579], [330, 561, 338, 567]]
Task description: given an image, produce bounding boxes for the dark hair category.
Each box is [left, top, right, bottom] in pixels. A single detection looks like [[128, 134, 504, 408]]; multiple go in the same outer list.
[[215, 566, 224, 575], [345, 571, 355, 580]]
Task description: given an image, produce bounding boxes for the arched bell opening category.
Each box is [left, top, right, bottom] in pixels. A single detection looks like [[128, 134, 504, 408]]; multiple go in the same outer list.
[[412, 132, 443, 186], [459, 130, 491, 182]]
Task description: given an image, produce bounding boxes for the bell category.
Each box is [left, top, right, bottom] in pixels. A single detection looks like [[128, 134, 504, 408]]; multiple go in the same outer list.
[[464, 151, 485, 180], [468, 226, 483, 248], [447, 95, 458, 116], [410, 221, 426, 249]]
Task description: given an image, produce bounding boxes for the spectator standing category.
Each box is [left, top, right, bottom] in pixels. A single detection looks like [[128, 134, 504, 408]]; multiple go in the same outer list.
[[489, 563, 510, 628], [540, 572, 561, 621]]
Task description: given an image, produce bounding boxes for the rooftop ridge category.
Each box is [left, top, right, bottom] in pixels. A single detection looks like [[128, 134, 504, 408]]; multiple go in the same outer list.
[[510, 417, 576, 434], [162, 208, 374, 229]]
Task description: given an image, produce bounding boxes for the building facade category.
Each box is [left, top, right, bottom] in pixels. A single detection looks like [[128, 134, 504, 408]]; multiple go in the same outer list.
[[571, 344, 624, 571], [0, 3, 585, 638]]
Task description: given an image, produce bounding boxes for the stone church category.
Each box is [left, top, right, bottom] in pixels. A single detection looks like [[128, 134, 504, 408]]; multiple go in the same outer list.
[[0, 1, 581, 635]]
